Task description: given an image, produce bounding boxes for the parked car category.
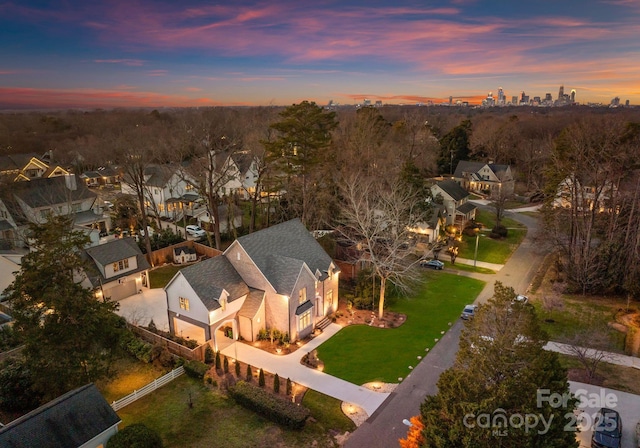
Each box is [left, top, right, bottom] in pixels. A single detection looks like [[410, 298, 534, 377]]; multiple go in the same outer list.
[[185, 225, 206, 237], [591, 407, 622, 448], [420, 259, 444, 270], [461, 304, 478, 320], [514, 294, 529, 304]]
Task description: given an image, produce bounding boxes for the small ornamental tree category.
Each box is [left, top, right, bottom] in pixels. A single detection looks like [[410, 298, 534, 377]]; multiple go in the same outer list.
[[246, 364, 252, 382], [223, 356, 229, 374], [215, 351, 221, 370], [258, 368, 265, 388], [273, 373, 280, 394], [204, 345, 215, 364], [235, 359, 241, 377], [286, 377, 292, 396]]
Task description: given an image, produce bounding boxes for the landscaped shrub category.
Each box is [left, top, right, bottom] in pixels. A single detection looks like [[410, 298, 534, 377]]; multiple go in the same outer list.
[[106, 423, 163, 448], [286, 378, 292, 396], [204, 345, 214, 364], [223, 356, 229, 373], [235, 359, 241, 377], [184, 360, 209, 379], [215, 350, 221, 370], [246, 364, 252, 381], [0, 360, 42, 412], [120, 331, 153, 363], [273, 373, 280, 394], [258, 368, 265, 387], [490, 224, 508, 239], [229, 381, 310, 429], [149, 344, 174, 368]]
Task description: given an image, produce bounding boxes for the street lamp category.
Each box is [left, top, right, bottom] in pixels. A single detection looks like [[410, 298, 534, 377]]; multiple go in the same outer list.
[[473, 228, 480, 267]]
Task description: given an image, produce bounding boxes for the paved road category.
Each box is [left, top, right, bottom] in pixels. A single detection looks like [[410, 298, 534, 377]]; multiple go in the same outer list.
[[345, 208, 549, 447]]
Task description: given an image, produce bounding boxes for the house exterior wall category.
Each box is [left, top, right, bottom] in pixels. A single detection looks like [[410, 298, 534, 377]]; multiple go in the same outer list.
[[103, 255, 138, 279], [266, 291, 291, 340], [165, 273, 210, 335], [290, 269, 316, 341], [238, 299, 265, 342]]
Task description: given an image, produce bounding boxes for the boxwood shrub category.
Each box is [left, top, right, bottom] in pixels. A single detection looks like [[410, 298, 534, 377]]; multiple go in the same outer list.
[[229, 380, 310, 429], [183, 359, 209, 379]]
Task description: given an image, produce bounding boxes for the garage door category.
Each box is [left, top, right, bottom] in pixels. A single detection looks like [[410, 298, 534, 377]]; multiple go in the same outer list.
[[173, 318, 206, 345], [105, 280, 137, 302]]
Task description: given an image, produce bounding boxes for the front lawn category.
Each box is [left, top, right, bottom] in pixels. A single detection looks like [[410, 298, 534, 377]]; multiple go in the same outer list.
[[116, 375, 354, 448], [316, 272, 485, 385], [457, 229, 527, 264]]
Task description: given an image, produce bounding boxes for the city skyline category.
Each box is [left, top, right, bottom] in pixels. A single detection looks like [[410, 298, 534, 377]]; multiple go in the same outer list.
[[1, 0, 639, 110]]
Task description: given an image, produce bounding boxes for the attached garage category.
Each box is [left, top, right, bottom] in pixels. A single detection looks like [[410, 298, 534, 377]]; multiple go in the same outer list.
[[103, 278, 137, 302], [173, 318, 206, 344]]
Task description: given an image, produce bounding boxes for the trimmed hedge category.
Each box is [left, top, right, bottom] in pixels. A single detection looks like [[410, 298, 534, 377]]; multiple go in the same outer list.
[[229, 381, 310, 429], [106, 423, 163, 448], [183, 360, 209, 379]]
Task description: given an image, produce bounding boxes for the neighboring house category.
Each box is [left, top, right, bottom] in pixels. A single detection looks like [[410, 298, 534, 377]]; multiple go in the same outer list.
[[453, 160, 514, 197], [165, 219, 340, 348], [80, 166, 120, 188], [0, 175, 109, 248], [194, 204, 243, 235], [0, 152, 68, 182], [81, 237, 150, 302], [0, 383, 120, 448], [408, 204, 446, 244], [173, 245, 197, 264], [431, 179, 477, 230], [121, 164, 199, 221], [0, 251, 22, 299], [553, 175, 616, 211], [230, 151, 260, 199]]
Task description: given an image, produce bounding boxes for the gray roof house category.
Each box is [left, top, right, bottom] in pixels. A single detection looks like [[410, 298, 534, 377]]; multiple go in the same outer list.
[[165, 219, 339, 348], [431, 179, 477, 229], [453, 160, 514, 196], [0, 383, 120, 448], [81, 237, 151, 302]]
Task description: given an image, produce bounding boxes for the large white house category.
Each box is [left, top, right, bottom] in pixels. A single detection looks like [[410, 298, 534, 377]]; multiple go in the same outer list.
[[164, 219, 340, 348]]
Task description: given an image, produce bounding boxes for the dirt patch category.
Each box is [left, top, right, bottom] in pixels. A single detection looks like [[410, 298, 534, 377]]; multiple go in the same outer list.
[[567, 368, 604, 386], [617, 311, 640, 356]]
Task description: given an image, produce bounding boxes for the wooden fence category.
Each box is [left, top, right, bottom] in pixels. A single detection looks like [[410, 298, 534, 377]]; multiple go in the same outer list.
[[148, 241, 222, 266], [111, 366, 184, 411], [130, 324, 209, 362]]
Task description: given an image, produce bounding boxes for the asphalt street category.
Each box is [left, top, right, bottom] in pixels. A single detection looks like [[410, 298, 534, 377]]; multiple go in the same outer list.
[[345, 208, 548, 447]]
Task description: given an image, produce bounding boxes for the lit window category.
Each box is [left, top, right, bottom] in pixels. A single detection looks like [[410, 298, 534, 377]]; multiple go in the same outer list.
[[179, 297, 190, 311], [299, 287, 306, 305], [298, 309, 311, 331]]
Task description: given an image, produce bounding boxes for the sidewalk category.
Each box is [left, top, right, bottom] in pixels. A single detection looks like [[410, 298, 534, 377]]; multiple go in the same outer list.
[[544, 341, 640, 369], [220, 323, 390, 417], [452, 257, 504, 271]]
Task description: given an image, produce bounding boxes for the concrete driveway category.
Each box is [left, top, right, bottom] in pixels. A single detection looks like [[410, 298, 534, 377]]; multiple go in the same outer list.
[[116, 288, 169, 332]]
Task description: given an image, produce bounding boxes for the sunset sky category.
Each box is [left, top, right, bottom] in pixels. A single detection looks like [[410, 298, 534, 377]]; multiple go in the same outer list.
[[1, 0, 639, 110]]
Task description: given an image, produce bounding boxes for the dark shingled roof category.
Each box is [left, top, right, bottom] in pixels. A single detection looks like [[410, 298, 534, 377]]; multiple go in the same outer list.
[[11, 176, 96, 209], [0, 383, 120, 448], [0, 153, 42, 173], [179, 255, 249, 311], [436, 179, 470, 201], [457, 202, 477, 214], [235, 219, 333, 295], [453, 160, 510, 180], [238, 289, 265, 318]]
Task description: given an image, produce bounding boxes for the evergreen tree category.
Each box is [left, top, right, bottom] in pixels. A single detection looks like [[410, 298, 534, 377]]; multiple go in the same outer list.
[[286, 377, 292, 396], [215, 350, 221, 370], [273, 373, 280, 394], [437, 120, 471, 175], [223, 356, 229, 374], [246, 364, 252, 382], [420, 282, 577, 447], [4, 215, 122, 400], [258, 368, 265, 388], [235, 359, 241, 377]]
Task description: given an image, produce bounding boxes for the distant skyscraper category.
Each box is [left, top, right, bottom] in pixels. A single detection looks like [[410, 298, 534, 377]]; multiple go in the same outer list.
[[449, 96, 453, 106], [570, 89, 576, 103], [498, 87, 505, 105], [511, 96, 518, 105], [545, 93, 552, 102], [558, 85, 564, 100]]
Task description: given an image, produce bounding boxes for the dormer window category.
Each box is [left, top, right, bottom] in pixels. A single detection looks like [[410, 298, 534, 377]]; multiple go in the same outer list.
[[113, 259, 129, 272]]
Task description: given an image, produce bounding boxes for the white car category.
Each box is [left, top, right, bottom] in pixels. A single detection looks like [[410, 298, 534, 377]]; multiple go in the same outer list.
[[185, 225, 206, 237], [461, 304, 478, 320]]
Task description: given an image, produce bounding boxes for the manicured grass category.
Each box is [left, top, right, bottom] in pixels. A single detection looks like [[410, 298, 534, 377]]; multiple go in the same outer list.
[[558, 354, 640, 395], [474, 209, 526, 230], [116, 375, 351, 448], [148, 265, 183, 288], [302, 390, 356, 433], [441, 260, 495, 275], [96, 354, 168, 403], [456, 228, 526, 264], [316, 272, 485, 385]]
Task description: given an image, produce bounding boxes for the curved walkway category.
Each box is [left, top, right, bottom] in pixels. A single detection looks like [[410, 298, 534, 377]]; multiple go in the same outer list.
[[220, 323, 390, 417]]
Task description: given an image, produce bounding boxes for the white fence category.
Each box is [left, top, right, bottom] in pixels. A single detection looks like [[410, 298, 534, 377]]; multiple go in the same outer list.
[[111, 366, 184, 411]]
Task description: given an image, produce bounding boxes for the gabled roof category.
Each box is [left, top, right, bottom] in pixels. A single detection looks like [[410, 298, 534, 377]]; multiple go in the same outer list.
[[231, 152, 253, 176], [457, 202, 477, 214], [238, 288, 265, 318], [434, 179, 469, 201], [0, 383, 120, 448], [453, 160, 511, 180], [0, 153, 42, 173], [179, 255, 249, 311], [174, 245, 196, 256], [234, 219, 333, 293], [11, 176, 96, 209], [143, 164, 176, 188]]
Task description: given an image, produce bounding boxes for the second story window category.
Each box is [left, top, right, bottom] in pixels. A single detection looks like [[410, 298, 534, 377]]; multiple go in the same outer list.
[[179, 297, 190, 311], [299, 287, 307, 304], [113, 259, 129, 272]]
